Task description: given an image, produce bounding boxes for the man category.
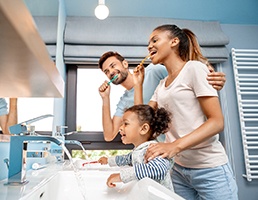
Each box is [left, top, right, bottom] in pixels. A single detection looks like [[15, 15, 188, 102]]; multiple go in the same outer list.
[[98, 51, 226, 142], [0, 98, 18, 134]]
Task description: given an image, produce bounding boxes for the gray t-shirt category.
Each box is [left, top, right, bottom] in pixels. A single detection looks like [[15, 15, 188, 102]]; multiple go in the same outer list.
[[0, 98, 8, 116]]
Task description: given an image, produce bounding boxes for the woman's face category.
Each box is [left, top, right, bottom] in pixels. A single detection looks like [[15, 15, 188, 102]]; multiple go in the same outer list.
[[148, 30, 173, 65]]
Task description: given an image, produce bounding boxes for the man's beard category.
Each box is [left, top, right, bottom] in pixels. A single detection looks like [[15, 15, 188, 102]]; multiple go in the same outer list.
[[113, 70, 128, 85]]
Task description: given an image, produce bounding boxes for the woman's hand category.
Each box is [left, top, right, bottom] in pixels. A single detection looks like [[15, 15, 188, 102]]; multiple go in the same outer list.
[[133, 64, 145, 105], [144, 142, 178, 163], [133, 64, 145, 86], [106, 173, 122, 188]]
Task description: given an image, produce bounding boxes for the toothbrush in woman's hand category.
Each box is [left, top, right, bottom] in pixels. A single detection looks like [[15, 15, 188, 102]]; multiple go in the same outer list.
[[134, 55, 150, 74], [140, 55, 150, 66]]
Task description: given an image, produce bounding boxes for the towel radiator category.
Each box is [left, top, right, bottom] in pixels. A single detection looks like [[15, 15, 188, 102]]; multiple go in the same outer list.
[[231, 48, 258, 181]]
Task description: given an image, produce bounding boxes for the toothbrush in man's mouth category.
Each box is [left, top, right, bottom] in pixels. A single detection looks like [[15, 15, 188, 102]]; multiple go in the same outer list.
[[107, 74, 118, 85]]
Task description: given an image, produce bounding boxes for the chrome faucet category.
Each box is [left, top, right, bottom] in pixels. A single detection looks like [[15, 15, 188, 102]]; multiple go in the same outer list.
[[8, 114, 53, 135], [5, 114, 61, 186], [64, 129, 88, 159], [6, 135, 62, 185], [65, 140, 87, 156]]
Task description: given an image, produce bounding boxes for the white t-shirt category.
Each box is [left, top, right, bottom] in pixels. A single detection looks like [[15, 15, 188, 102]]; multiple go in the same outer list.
[[151, 61, 228, 168]]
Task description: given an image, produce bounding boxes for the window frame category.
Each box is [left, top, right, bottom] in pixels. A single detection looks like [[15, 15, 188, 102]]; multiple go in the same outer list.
[[65, 64, 133, 153]]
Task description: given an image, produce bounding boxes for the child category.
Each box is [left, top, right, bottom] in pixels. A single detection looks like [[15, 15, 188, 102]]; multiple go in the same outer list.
[[98, 104, 174, 190]]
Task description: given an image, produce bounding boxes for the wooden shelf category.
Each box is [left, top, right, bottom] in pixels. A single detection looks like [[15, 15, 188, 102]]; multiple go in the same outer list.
[[0, 0, 64, 98]]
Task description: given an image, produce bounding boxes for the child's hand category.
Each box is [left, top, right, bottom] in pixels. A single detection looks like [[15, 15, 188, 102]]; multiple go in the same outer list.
[[106, 173, 122, 188], [98, 156, 108, 165]]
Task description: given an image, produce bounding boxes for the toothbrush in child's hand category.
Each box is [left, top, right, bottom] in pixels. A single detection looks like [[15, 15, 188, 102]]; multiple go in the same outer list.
[[82, 161, 98, 166], [107, 74, 118, 85]]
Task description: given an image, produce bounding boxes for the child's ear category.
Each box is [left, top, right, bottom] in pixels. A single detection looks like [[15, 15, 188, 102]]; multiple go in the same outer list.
[[140, 123, 150, 135]]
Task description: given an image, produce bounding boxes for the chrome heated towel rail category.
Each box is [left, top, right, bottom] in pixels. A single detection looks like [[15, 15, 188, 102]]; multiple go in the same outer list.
[[232, 48, 258, 181]]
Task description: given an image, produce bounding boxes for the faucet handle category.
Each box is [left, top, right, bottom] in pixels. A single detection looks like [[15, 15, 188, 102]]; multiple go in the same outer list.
[[9, 114, 54, 135], [55, 125, 68, 136]]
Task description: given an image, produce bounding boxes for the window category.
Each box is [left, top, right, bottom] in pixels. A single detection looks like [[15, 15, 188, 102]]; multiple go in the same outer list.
[[18, 98, 54, 132], [76, 68, 125, 131], [65, 64, 133, 153]]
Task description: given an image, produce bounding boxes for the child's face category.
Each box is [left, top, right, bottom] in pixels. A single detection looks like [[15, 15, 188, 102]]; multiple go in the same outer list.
[[119, 111, 144, 147]]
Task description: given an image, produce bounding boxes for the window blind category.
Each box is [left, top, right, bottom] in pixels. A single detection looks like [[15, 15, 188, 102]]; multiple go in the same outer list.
[[64, 17, 229, 64]]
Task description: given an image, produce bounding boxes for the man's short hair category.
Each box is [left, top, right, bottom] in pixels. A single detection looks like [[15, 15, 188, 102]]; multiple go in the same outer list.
[[98, 51, 125, 70]]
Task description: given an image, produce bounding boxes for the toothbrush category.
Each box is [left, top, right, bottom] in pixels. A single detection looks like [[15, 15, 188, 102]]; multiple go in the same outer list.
[[140, 55, 150, 66], [134, 55, 150, 74], [82, 161, 98, 166], [107, 74, 118, 85]]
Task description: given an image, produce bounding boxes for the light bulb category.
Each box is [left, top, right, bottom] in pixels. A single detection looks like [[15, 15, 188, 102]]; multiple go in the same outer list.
[[95, 4, 109, 20]]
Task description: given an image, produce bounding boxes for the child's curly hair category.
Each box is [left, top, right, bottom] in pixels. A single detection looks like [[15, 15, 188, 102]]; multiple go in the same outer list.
[[125, 104, 171, 140]]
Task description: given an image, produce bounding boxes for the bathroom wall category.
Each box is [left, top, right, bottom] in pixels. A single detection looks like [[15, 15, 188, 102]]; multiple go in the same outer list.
[[219, 24, 258, 200], [63, 0, 258, 25]]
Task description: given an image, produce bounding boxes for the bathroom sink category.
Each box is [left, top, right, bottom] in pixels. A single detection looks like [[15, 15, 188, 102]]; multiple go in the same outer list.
[[22, 169, 184, 200], [0, 159, 184, 200]]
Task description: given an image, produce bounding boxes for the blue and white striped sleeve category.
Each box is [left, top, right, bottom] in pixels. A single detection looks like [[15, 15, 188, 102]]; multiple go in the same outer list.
[[108, 152, 133, 167], [120, 157, 171, 183], [134, 157, 171, 180]]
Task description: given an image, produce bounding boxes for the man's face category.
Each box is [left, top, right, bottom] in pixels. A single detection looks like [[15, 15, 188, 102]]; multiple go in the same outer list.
[[102, 56, 128, 85]]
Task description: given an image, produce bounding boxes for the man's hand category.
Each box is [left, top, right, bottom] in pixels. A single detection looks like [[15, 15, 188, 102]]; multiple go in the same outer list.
[[207, 64, 226, 91], [207, 72, 226, 91], [98, 81, 111, 98]]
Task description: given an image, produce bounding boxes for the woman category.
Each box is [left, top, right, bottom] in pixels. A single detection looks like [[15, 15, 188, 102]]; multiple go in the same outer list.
[[133, 24, 238, 200]]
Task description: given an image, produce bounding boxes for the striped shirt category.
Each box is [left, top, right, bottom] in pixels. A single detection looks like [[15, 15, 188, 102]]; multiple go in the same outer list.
[[108, 140, 174, 190]]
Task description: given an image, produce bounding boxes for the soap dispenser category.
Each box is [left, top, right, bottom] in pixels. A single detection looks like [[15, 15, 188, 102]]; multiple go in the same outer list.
[[50, 125, 67, 162]]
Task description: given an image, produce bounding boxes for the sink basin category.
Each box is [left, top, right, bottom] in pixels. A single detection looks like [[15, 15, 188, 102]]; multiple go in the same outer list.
[[0, 159, 184, 200], [22, 169, 184, 200]]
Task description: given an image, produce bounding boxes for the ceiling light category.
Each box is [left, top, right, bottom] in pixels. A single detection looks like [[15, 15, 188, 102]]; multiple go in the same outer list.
[[95, 0, 109, 20]]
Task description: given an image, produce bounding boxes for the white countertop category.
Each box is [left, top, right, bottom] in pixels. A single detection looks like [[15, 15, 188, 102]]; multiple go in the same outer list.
[[0, 163, 64, 200]]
